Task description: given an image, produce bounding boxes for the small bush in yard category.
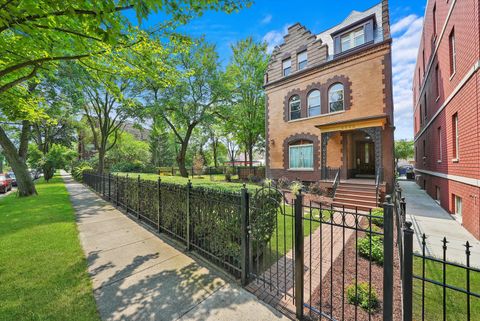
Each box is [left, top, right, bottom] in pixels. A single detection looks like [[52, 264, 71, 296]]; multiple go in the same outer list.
[[308, 181, 326, 195], [357, 234, 384, 265], [277, 176, 290, 189], [346, 281, 380, 313], [71, 162, 93, 182], [370, 208, 384, 227]]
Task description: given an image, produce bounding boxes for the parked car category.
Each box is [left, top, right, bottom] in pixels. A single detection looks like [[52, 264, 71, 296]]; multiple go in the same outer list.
[[7, 171, 17, 186], [0, 173, 13, 193]]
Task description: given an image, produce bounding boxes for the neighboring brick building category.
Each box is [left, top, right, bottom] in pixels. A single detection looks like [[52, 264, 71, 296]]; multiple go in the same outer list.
[[412, 0, 480, 238], [265, 1, 395, 206]]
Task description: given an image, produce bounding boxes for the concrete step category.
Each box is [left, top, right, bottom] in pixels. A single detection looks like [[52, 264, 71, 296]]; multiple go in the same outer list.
[[336, 188, 377, 195], [334, 192, 379, 202], [333, 197, 378, 208], [331, 201, 376, 211]]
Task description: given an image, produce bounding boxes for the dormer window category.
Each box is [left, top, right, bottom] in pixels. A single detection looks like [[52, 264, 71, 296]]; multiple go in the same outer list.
[[341, 27, 365, 52], [298, 51, 307, 70], [283, 58, 291, 76]]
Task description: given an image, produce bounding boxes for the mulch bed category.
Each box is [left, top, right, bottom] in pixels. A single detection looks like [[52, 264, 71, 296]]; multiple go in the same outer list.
[[308, 227, 403, 320]]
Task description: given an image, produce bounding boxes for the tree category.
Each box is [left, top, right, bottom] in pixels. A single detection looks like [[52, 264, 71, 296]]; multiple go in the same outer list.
[[394, 139, 414, 165], [28, 144, 77, 181], [106, 131, 151, 168], [0, 0, 249, 196], [69, 65, 143, 174], [146, 40, 226, 177], [225, 37, 268, 167]]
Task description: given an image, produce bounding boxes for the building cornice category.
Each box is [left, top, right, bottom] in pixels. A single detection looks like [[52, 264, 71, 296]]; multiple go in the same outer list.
[[264, 39, 392, 90], [415, 168, 480, 188]]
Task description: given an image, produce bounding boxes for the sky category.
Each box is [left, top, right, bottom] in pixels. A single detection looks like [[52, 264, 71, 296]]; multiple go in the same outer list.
[[132, 0, 426, 140]]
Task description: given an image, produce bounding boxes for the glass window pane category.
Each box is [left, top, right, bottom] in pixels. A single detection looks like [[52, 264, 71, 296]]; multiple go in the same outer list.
[[290, 96, 301, 120], [289, 145, 313, 169], [341, 35, 351, 51], [329, 84, 344, 112], [308, 90, 321, 117]]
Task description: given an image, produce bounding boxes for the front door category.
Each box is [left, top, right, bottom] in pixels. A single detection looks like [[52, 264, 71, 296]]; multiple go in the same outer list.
[[355, 141, 375, 176]]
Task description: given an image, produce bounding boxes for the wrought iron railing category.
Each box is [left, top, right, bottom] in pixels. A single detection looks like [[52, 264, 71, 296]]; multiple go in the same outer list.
[[330, 168, 341, 198], [375, 167, 383, 206], [321, 166, 340, 181]]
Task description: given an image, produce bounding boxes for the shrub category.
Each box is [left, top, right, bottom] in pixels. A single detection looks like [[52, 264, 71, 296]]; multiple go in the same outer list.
[[250, 187, 282, 251], [370, 208, 384, 227], [225, 173, 232, 182], [71, 162, 94, 182], [110, 160, 144, 173], [346, 282, 380, 313], [308, 181, 326, 195], [142, 164, 158, 173], [277, 176, 290, 189], [248, 174, 262, 183], [289, 181, 303, 196], [357, 234, 384, 265]]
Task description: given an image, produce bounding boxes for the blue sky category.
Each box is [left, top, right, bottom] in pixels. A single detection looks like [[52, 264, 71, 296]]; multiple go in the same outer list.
[[133, 0, 426, 140]]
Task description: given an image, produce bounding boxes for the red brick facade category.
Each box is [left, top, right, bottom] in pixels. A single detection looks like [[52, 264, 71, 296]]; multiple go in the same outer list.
[[413, 0, 480, 238]]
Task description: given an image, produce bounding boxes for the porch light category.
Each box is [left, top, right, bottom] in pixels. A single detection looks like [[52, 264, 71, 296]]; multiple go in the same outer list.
[[365, 134, 371, 140]]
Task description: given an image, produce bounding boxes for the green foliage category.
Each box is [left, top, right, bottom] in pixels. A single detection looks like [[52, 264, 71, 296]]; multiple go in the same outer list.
[[395, 139, 414, 162], [370, 207, 384, 227], [71, 162, 94, 182], [357, 234, 384, 265], [250, 188, 282, 248], [346, 282, 380, 313], [105, 131, 151, 168], [224, 37, 268, 163], [28, 143, 77, 181]]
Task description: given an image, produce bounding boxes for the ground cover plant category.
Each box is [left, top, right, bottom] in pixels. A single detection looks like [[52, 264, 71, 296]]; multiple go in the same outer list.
[[0, 177, 99, 321]]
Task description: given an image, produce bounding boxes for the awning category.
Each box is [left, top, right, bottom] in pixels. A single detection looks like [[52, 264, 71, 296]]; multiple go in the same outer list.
[[315, 115, 388, 133]]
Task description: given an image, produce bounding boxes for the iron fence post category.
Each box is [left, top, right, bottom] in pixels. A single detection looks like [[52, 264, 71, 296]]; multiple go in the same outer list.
[[294, 191, 304, 320], [137, 175, 141, 219], [240, 185, 250, 286], [383, 195, 394, 321], [402, 221, 414, 321], [157, 177, 161, 233], [401, 197, 407, 225], [116, 174, 119, 206], [186, 180, 192, 251], [108, 173, 111, 201]]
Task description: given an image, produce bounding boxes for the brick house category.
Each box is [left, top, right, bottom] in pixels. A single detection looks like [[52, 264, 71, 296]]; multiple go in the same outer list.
[[412, 0, 480, 238], [265, 1, 394, 208]]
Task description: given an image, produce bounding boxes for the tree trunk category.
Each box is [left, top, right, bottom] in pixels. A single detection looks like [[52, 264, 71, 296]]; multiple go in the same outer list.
[[248, 144, 254, 169], [0, 124, 37, 196], [177, 142, 189, 177], [212, 139, 218, 168], [98, 149, 106, 175]]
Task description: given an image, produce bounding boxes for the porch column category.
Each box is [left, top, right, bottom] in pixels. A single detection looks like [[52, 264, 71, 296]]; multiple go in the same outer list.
[[321, 132, 332, 179], [362, 127, 382, 179]]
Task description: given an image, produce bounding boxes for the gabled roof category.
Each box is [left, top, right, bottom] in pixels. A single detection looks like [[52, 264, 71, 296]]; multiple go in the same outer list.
[[316, 2, 384, 58]]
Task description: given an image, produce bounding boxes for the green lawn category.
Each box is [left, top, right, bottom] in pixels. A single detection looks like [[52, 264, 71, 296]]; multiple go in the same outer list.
[[115, 172, 258, 192], [0, 177, 100, 321], [413, 256, 480, 320], [260, 207, 329, 270]]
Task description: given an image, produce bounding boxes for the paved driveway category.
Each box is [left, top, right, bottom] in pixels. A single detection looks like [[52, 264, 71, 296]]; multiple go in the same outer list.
[[398, 180, 480, 267]]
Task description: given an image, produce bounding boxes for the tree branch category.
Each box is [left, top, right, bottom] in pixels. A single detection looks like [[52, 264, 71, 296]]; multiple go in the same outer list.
[[0, 65, 38, 94]]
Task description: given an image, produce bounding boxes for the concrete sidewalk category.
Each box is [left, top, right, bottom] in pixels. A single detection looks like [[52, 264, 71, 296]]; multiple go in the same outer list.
[[399, 180, 480, 267], [62, 172, 289, 321]]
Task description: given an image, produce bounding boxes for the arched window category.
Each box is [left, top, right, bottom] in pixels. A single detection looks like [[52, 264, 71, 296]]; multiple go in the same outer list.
[[307, 90, 321, 117], [289, 140, 313, 170], [289, 95, 301, 120], [328, 83, 344, 112]]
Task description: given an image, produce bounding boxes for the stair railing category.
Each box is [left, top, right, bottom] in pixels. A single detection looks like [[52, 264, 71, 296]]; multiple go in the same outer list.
[[375, 167, 383, 207], [330, 168, 341, 198]]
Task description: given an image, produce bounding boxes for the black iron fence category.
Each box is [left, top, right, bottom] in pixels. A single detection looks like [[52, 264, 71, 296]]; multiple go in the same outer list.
[[393, 182, 480, 321]]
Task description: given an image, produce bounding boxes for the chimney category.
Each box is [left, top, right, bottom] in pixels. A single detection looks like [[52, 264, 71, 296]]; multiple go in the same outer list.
[[382, 0, 391, 40]]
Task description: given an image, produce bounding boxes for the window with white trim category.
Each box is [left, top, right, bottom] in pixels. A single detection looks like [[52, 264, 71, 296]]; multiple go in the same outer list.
[[307, 90, 321, 117], [289, 141, 314, 170], [449, 29, 456, 76], [438, 127, 442, 162], [455, 195, 462, 218], [328, 83, 344, 112], [340, 27, 365, 52], [452, 113, 459, 160], [298, 51, 307, 70], [283, 58, 291, 76], [289, 95, 301, 120]]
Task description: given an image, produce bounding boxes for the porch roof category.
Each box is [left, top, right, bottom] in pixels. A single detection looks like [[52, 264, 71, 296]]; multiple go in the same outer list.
[[314, 114, 388, 133]]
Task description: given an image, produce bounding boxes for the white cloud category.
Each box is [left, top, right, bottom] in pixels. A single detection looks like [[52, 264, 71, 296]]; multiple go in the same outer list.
[[261, 14, 272, 25], [262, 24, 290, 54], [391, 15, 424, 140]]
